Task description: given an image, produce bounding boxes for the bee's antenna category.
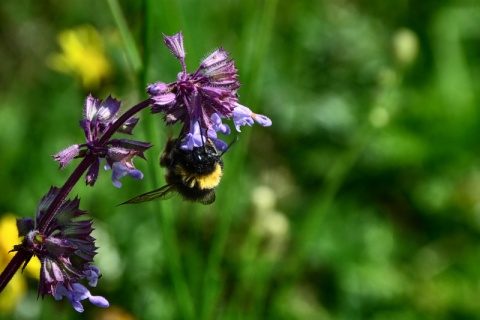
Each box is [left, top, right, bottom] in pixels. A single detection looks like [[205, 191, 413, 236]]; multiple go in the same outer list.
[[220, 136, 239, 157]]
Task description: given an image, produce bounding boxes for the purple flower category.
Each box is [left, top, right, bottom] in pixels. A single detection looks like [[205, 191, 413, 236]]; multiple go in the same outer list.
[[53, 95, 152, 187], [148, 31, 271, 150], [232, 103, 272, 132], [211, 113, 230, 135], [180, 121, 203, 150], [204, 113, 229, 151], [207, 130, 228, 152], [179, 113, 234, 152], [106, 162, 144, 188], [13, 187, 107, 312], [54, 282, 109, 313], [84, 265, 101, 287]]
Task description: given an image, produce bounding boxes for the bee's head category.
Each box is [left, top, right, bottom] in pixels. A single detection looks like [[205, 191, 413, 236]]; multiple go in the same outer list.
[[192, 141, 219, 163], [183, 120, 236, 166]]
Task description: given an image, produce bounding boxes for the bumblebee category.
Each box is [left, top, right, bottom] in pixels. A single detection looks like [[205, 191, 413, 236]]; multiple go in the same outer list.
[[121, 137, 224, 205]]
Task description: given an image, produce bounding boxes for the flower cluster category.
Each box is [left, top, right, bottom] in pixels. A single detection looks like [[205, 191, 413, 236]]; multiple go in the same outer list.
[[53, 95, 152, 187], [14, 187, 108, 312], [1, 30, 273, 314], [147, 31, 271, 151]]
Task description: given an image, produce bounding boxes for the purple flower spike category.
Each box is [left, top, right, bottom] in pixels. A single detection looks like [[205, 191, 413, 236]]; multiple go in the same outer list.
[[148, 31, 272, 150]]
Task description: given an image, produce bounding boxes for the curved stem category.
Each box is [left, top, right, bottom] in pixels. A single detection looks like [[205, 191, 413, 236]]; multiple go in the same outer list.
[[0, 250, 33, 293], [98, 98, 152, 145], [38, 156, 96, 234]]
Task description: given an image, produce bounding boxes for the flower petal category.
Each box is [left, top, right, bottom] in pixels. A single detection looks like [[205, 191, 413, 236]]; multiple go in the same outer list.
[[233, 104, 269, 131], [71, 283, 90, 300], [16, 218, 35, 237], [54, 282, 109, 313], [128, 169, 143, 180], [253, 114, 272, 127], [200, 47, 229, 69], [84, 94, 101, 121], [211, 113, 231, 135], [109, 162, 143, 188], [85, 159, 100, 186], [212, 138, 228, 152], [151, 93, 177, 105], [180, 121, 204, 150], [97, 95, 121, 121], [110, 163, 128, 188], [52, 145, 81, 169], [88, 295, 109, 308], [163, 31, 185, 60], [85, 266, 101, 287], [147, 82, 169, 95], [118, 117, 139, 135]]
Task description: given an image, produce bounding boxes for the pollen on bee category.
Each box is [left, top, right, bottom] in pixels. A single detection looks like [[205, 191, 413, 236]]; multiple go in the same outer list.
[[175, 163, 223, 190], [197, 164, 223, 190]]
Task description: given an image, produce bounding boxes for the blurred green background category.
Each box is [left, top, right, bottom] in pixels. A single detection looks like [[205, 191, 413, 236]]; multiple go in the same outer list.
[[1, 0, 480, 319]]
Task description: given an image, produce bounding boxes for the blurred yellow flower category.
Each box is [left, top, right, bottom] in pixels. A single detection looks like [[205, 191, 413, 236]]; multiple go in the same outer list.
[[47, 25, 112, 89], [97, 305, 137, 320], [0, 214, 40, 313]]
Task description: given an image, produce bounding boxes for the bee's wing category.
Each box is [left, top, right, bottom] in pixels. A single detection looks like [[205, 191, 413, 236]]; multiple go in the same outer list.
[[119, 184, 176, 205]]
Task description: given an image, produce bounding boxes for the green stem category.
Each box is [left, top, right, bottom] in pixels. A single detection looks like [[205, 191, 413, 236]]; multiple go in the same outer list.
[[106, 0, 196, 318], [201, 8, 280, 320], [200, 1, 279, 318], [161, 204, 196, 319], [105, 0, 143, 74], [200, 196, 236, 319]]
